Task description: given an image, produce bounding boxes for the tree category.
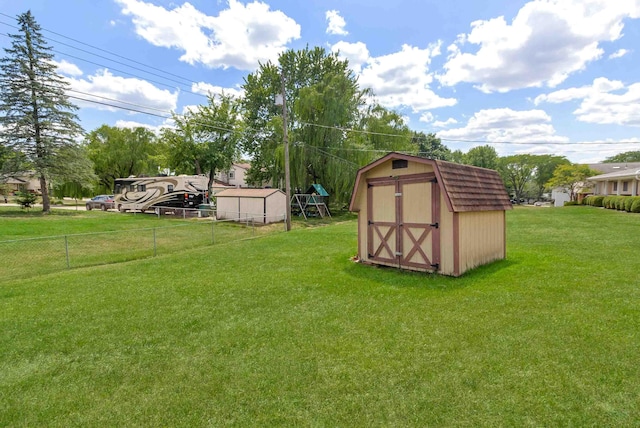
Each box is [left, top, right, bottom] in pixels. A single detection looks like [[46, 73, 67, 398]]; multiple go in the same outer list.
[[242, 47, 370, 205], [530, 155, 570, 200], [603, 151, 640, 163], [412, 132, 451, 160], [498, 154, 536, 202], [0, 11, 84, 213], [86, 125, 160, 193], [465, 145, 499, 169], [50, 144, 98, 200], [546, 164, 599, 202], [162, 93, 241, 193]]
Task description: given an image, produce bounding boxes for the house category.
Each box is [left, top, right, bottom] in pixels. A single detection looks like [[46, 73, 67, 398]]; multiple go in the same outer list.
[[551, 162, 640, 206], [349, 153, 512, 277], [215, 188, 286, 224], [215, 163, 251, 187], [586, 168, 640, 197], [0, 171, 41, 194]]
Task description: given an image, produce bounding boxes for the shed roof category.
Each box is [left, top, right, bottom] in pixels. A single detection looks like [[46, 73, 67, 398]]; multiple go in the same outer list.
[[349, 152, 512, 213], [215, 188, 283, 198]]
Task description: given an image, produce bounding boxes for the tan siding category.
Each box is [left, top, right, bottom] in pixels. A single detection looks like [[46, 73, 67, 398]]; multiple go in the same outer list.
[[367, 162, 435, 178], [458, 211, 505, 273], [438, 193, 455, 275]]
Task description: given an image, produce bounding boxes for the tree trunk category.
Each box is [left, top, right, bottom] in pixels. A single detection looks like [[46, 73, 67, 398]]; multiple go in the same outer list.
[[39, 174, 50, 213]]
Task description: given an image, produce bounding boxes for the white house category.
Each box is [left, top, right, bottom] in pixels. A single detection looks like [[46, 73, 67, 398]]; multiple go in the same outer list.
[[216, 163, 251, 187]]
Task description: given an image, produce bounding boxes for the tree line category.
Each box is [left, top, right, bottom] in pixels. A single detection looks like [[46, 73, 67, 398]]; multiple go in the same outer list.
[[1, 11, 634, 212]]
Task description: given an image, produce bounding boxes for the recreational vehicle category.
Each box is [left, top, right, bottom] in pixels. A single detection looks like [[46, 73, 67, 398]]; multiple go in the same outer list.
[[113, 175, 208, 212]]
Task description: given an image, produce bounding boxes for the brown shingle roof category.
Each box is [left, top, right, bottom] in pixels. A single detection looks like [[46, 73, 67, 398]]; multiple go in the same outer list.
[[349, 153, 512, 213], [434, 160, 512, 212]]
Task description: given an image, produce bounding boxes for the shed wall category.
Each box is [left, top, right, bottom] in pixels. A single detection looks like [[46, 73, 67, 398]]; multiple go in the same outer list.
[[458, 210, 505, 273], [265, 193, 286, 223]]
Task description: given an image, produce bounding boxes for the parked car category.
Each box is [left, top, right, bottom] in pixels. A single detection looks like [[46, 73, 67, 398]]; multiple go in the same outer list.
[[86, 195, 115, 211]]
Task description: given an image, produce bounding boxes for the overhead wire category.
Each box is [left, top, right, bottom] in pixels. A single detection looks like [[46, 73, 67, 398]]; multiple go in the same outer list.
[[1, 14, 639, 157]]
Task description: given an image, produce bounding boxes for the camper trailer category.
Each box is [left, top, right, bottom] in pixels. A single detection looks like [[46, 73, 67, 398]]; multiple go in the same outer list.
[[113, 175, 208, 212]]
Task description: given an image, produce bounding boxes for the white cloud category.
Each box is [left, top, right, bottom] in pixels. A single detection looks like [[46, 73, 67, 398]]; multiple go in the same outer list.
[[116, 0, 301, 70], [358, 43, 457, 111], [191, 82, 244, 99], [609, 48, 630, 59], [570, 139, 640, 162], [331, 41, 455, 112], [439, 0, 640, 92], [114, 120, 170, 133], [52, 59, 83, 77], [326, 10, 348, 36], [438, 108, 568, 154], [67, 69, 178, 114], [331, 41, 370, 73], [432, 118, 458, 127], [535, 77, 640, 126], [419, 112, 434, 123]]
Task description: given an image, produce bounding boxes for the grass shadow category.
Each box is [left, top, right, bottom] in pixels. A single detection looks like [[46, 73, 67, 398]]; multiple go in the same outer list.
[[343, 257, 516, 292]]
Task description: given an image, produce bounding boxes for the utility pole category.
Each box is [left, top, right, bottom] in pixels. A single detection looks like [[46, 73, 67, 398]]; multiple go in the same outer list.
[[280, 73, 292, 231]]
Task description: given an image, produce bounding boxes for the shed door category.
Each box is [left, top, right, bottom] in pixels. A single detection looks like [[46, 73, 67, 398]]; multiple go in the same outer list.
[[367, 173, 440, 271]]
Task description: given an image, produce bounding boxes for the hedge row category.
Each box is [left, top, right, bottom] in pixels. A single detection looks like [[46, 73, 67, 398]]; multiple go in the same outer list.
[[583, 195, 640, 213]]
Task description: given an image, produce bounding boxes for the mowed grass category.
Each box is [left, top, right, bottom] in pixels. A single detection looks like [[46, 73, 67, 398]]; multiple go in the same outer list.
[[0, 208, 282, 280], [1, 206, 639, 426]]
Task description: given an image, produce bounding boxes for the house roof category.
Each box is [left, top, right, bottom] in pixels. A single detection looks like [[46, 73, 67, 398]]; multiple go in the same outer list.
[[234, 163, 251, 170], [587, 168, 640, 181], [215, 188, 283, 198], [349, 152, 512, 213], [588, 162, 640, 174]]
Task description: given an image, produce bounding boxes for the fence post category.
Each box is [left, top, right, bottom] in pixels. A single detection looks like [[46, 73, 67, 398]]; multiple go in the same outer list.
[[183, 209, 186, 219], [252, 218, 255, 236], [153, 228, 157, 257], [64, 235, 70, 269]]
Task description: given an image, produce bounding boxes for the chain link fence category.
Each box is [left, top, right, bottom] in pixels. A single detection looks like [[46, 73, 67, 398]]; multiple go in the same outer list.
[[0, 213, 285, 282]]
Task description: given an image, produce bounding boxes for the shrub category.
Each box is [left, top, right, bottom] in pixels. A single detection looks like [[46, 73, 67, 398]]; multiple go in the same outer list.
[[564, 201, 581, 206], [16, 191, 37, 209], [625, 197, 636, 212], [632, 198, 640, 213], [602, 196, 612, 209], [592, 196, 605, 207], [617, 196, 627, 211]]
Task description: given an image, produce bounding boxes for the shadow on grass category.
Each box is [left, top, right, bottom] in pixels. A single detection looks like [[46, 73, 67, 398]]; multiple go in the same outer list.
[[343, 257, 516, 291]]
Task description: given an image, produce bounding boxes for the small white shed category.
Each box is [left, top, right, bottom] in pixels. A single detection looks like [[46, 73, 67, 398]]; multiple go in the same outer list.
[[215, 188, 286, 224]]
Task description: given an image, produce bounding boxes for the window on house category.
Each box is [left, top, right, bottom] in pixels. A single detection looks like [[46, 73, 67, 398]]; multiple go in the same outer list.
[[229, 170, 235, 179], [613, 182, 618, 191], [623, 181, 628, 192]]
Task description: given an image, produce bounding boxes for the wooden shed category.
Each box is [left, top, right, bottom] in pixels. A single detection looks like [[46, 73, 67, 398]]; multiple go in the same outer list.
[[215, 188, 286, 224], [349, 153, 512, 277]]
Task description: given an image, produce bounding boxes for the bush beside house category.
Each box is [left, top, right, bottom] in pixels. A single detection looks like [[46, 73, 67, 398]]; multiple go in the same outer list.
[[583, 195, 640, 213]]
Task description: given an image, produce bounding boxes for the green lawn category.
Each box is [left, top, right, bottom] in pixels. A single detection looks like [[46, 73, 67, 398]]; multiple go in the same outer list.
[[1, 206, 639, 426]]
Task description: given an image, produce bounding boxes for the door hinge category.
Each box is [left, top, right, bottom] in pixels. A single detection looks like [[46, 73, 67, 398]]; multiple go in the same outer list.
[[395, 251, 403, 257], [431, 263, 440, 270], [430, 222, 439, 229], [368, 220, 373, 225]]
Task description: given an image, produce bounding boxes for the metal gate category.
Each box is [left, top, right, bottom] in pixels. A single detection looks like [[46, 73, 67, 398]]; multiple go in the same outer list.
[[366, 173, 440, 271]]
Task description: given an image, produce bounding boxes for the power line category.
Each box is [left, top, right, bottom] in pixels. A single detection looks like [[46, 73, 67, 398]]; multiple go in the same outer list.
[[0, 13, 200, 89]]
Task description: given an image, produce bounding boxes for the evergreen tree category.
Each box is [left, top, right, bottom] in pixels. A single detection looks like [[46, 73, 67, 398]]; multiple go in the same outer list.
[[0, 11, 84, 212]]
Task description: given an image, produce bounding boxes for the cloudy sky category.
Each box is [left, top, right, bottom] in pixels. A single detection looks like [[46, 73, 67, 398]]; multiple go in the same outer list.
[[1, 0, 640, 162]]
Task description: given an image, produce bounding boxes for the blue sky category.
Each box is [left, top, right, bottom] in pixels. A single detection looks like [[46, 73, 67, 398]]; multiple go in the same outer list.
[[1, 0, 640, 162]]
